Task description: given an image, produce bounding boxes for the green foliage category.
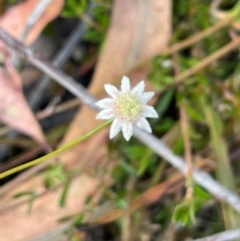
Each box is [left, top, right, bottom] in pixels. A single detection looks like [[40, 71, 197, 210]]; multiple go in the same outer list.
[[6, 0, 23, 4], [59, 181, 71, 207], [116, 198, 129, 210], [84, 3, 111, 44], [156, 90, 175, 118], [122, 144, 157, 177], [62, 0, 87, 18], [43, 164, 79, 208], [44, 164, 67, 188], [62, 0, 111, 46], [173, 201, 195, 226], [118, 159, 138, 176], [148, 56, 174, 90], [13, 191, 38, 213], [173, 185, 211, 226]]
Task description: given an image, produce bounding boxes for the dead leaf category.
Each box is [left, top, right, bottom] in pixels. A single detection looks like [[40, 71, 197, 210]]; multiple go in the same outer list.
[[0, 0, 171, 240], [0, 175, 98, 241], [0, 0, 64, 145], [0, 51, 46, 145], [0, 0, 65, 45]]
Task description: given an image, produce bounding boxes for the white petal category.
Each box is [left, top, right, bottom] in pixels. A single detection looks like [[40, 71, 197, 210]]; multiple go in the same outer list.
[[142, 105, 158, 118], [95, 98, 114, 108], [104, 84, 120, 98], [122, 122, 133, 141], [136, 117, 152, 133], [121, 76, 131, 93], [110, 119, 122, 139], [131, 81, 145, 97], [96, 109, 114, 119], [140, 92, 155, 104]]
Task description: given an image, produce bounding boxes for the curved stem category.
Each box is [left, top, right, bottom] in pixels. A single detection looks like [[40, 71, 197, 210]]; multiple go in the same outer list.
[[0, 120, 112, 179]]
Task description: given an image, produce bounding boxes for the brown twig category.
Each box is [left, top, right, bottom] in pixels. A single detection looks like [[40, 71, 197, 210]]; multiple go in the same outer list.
[[172, 52, 194, 200], [180, 106, 194, 199]]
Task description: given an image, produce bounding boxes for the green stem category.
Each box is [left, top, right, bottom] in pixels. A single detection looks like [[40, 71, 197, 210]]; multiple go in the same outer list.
[[0, 120, 112, 179]]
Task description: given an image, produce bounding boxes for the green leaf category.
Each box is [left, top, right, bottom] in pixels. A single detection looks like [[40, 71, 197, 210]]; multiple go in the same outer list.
[[186, 105, 203, 122], [172, 137, 184, 155], [59, 181, 71, 207], [137, 150, 154, 176], [119, 160, 138, 176], [73, 214, 85, 226], [13, 191, 38, 213], [156, 89, 174, 117], [62, 0, 87, 18], [13, 191, 37, 198], [116, 199, 129, 209], [173, 201, 195, 226], [44, 164, 67, 188], [173, 183, 211, 226], [194, 185, 211, 200]]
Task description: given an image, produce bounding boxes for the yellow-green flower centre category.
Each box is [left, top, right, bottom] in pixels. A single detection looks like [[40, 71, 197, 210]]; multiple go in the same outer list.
[[114, 93, 142, 122]]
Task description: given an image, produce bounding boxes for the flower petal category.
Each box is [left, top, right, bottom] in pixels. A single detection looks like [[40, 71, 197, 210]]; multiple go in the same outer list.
[[122, 122, 133, 141], [142, 105, 158, 118], [96, 109, 114, 120], [131, 81, 145, 97], [110, 119, 122, 139], [121, 76, 131, 93], [95, 98, 114, 109], [104, 84, 120, 98], [139, 92, 155, 104], [136, 117, 152, 133]]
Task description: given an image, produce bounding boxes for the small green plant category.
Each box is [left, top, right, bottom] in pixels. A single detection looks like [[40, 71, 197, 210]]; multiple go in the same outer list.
[[62, 0, 87, 18], [173, 185, 211, 226]]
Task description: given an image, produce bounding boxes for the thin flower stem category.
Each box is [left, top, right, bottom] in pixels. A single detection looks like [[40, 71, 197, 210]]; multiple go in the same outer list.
[[0, 120, 112, 179]]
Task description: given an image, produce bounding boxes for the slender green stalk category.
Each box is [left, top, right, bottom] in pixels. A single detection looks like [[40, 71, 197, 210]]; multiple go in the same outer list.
[[0, 120, 112, 179], [201, 96, 240, 229]]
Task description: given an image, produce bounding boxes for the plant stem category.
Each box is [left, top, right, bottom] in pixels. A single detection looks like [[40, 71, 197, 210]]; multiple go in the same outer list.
[[180, 105, 194, 200], [201, 96, 240, 228], [161, 36, 240, 92], [0, 120, 112, 179], [163, 17, 232, 55]]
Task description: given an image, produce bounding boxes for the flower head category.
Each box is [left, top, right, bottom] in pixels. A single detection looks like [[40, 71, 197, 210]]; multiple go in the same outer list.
[[95, 76, 158, 141]]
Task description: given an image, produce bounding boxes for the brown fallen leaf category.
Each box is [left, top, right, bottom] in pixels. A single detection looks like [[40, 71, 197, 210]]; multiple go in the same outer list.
[[0, 0, 64, 146], [0, 174, 99, 241], [0, 0, 64, 45], [0, 50, 46, 145], [0, 1, 171, 240]]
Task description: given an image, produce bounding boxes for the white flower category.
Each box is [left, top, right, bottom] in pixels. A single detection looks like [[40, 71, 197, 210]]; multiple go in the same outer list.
[[95, 76, 158, 141]]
